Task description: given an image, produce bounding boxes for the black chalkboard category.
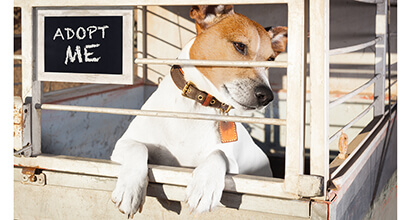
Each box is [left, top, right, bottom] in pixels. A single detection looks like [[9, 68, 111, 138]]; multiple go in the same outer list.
[[44, 16, 123, 74]]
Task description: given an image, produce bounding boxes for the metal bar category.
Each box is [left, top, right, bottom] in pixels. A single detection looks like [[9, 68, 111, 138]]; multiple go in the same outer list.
[[38, 104, 287, 126], [330, 112, 387, 180], [32, 11, 42, 156], [14, 155, 301, 200], [283, 0, 307, 195], [374, 0, 387, 116], [141, 6, 148, 83], [385, 80, 397, 92], [134, 58, 288, 68], [331, 108, 395, 194], [309, 0, 330, 199], [14, 144, 32, 156], [328, 38, 381, 56], [32, 81, 42, 156], [14, 0, 288, 7], [354, 0, 384, 3], [21, 5, 33, 102], [329, 98, 379, 144], [329, 74, 380, 109]]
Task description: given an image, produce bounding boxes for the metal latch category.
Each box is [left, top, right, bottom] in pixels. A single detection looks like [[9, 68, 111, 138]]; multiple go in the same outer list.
[[21, 167, 46, 186]]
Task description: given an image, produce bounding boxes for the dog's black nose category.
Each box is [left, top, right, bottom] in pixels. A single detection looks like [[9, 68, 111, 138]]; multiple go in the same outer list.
[[254, 85, 274, 106]]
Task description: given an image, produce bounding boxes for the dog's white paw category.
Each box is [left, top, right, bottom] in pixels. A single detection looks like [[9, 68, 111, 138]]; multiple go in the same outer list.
[[186, 163, 225, 214], [112, 167, 148, 218]]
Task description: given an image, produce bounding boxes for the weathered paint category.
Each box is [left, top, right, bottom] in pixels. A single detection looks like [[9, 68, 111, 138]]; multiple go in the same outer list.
[[337, 132, 349, 159], [13, 96, 23, 150]]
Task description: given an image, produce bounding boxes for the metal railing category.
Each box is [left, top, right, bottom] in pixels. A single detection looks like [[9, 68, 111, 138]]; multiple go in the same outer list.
[[13, 0, 395, 201], [329, 98, 379, 144], [38, 104, 287, 125], [328, 37, 381, 56], [329, 74, 381, 109], [14, 0, 315, 199], [134, 58, 288, 68], [327, 0, 392, 145], [309, 0, 394, 199]]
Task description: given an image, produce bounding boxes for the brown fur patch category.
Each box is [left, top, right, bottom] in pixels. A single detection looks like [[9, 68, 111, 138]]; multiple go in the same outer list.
[[189, 13, 274, 87], [268, 26, 288, 56]]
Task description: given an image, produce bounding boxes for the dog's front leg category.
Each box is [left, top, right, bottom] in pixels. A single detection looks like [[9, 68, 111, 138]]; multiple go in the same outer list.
[[186, 149, 229, 214], [111, 139, 149, 218]]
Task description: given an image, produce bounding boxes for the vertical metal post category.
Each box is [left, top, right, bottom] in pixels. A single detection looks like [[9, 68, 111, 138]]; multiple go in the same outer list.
[[309, 0, 330, 198], [32, 8, 42, 156], [21, 5, 42, 156], [374, 0, 387, 116], [31, 81, 42, 156], [284, 0, 308, 194], [21, 6, 33, 103], [136, 6, 148, 84]]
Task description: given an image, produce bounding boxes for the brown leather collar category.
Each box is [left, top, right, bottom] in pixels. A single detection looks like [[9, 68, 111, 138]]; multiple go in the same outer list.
[[170, 65, 232, 113]]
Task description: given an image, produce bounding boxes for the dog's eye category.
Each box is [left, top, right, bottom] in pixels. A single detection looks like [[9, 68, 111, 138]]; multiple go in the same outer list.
[[268, 57, 275, 61], [233, 42, 247, 55]]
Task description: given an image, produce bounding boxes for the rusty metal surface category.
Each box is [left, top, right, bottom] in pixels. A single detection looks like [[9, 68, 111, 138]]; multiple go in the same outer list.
[[338, 132, 349, 159], [14, 96, 23, 150], [21, 167, 46, 186], [22, 103, 32, 156]]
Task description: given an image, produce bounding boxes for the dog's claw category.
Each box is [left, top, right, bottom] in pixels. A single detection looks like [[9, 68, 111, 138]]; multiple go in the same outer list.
[[111, 164, 148, 218]]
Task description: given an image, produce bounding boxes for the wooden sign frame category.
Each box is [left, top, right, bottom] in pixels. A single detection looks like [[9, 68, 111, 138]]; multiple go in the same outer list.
[[35, 7, 134, 85]]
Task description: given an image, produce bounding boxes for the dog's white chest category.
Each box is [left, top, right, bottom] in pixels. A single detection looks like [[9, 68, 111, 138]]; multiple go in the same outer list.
[[121, 76, 222, 166]]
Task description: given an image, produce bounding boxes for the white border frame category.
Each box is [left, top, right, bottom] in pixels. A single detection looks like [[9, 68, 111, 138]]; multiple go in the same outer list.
[[35, 7, 134, 85]]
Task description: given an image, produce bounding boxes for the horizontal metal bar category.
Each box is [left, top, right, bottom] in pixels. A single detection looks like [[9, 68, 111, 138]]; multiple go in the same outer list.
[[14, 0, 288, 7], [14, 154, 302, 200], [331, 109, 395, 195], [385, 80, 397, 92], [354, 0, 384, 4], [135, 58, 288, 68], [330, 113, 386, 180], [329, 98, 379, 143], [329, 74, 381, 109], [14, 54, 22, 60], [329, 38, 381, 56], [14, 145, 32, 156], [38, 104, 287, 126]]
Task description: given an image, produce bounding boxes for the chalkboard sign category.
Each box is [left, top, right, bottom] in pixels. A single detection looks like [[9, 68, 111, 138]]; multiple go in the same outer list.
[[36, 8, 133, 84]]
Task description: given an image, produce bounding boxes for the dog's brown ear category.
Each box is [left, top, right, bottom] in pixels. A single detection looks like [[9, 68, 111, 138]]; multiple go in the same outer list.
[[266, 26, 288, 56], [190, 5, 234, 34]]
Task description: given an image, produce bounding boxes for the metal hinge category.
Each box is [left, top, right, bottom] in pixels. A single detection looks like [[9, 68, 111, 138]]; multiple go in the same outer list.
[[21, 167, 46, 186]]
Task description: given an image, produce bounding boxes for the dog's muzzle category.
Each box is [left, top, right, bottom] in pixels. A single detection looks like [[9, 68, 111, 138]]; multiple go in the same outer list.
[[254, 85, 274, 107], [223, 79, 274, 110]]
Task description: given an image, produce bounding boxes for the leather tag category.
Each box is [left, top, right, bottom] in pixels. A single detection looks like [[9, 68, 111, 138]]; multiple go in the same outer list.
[[219, 121, 238, 143]]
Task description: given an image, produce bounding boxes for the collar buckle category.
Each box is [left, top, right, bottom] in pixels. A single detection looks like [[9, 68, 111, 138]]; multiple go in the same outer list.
[[181, 81, 195, 97]]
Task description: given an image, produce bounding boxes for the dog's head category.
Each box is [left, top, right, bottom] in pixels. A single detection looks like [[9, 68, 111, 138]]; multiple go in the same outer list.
[[187, 5, 287, 111]]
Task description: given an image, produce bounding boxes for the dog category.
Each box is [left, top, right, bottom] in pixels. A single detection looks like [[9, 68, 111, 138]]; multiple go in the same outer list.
[[111, 5, 287, 217]]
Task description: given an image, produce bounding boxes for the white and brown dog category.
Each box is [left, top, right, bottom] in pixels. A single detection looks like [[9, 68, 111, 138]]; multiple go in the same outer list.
[[111, 5, 287, 217]]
